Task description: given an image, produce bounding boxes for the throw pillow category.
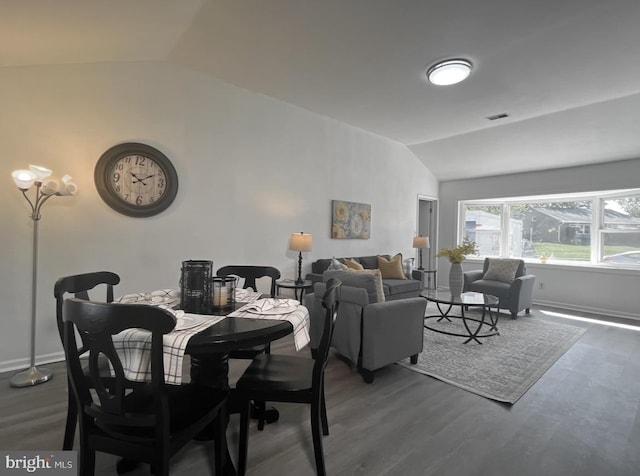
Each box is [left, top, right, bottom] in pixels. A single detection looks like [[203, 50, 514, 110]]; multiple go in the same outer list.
[[377, 253, 406, 279], [483, 259, 521, 283], [344, 258, 364, 271], [351, 269, 386, 303], [327, 257, 348, 271]]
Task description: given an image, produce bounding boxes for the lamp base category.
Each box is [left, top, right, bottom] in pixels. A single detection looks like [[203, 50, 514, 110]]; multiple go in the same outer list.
[[9, 366, 53, 388], [295, 278, 304, 285]]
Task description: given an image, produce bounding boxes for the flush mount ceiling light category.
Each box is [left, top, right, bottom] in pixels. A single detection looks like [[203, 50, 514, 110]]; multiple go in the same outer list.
[[427, 59, 472, 86]]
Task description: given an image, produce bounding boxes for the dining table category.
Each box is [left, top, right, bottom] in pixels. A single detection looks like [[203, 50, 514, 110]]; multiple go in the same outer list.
[[111, 289, 311, 476]]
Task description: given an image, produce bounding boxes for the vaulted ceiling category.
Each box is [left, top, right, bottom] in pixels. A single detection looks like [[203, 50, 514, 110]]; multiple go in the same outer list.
[[3, 0, 640, 181]]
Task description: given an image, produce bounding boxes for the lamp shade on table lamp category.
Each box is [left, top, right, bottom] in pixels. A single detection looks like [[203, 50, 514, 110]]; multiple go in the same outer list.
[[290, 232, 312, 284], [413, 236, 430, 270]]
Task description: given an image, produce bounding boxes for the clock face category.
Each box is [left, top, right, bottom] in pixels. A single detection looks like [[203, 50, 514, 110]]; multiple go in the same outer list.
[[110, 154, 168, 207], [95, 143, 178, 217]]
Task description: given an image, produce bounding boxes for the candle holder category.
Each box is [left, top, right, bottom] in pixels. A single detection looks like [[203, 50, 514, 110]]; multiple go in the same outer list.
[[180, 260, 213, 313], [211, 276, 236, 311]]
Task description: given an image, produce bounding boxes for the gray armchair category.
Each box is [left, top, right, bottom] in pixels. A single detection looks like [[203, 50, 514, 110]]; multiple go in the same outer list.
[[463, 258, 535, 319], [305, 282, 426, 383]]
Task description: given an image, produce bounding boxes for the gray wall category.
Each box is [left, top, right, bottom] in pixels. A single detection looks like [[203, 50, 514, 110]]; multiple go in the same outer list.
[[438, 159, 640, 320], [1, 61, 438, 371]]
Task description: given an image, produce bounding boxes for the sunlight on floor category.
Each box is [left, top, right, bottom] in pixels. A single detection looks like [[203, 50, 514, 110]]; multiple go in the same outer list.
[[540, 309, 640, 332]]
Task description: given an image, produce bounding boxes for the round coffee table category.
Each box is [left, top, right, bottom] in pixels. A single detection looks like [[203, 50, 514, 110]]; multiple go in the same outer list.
[[421, 289, 500, 344]]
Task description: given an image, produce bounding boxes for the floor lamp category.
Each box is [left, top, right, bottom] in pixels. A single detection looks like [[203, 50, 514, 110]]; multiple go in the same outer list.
[[10, 166, 78, 387], [289, 232, 312, 285]]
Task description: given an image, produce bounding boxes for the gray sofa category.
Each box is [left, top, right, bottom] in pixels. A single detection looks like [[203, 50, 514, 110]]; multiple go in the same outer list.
[[305, 280, 426, 383], [306, 255, 422, 300]]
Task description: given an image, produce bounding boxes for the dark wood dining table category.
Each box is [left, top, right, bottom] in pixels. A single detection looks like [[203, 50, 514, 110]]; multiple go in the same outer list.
[[186, 311, 295, 476], [187, 314, 293, 388]]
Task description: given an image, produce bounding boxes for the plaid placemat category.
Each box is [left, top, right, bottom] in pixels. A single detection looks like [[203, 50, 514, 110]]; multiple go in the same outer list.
[[112, 314, 224, 385], [228, 300, 310, 351]]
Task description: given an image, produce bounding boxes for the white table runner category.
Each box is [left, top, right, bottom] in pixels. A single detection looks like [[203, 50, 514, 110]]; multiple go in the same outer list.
[[112, 314, 224, 385]]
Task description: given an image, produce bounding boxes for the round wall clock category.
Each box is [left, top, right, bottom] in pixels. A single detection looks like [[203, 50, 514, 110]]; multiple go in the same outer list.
[[94, 142, 179, 217]]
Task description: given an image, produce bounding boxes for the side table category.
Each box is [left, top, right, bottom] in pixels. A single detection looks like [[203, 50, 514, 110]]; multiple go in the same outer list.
[[412, 269, 437, 290], [276, 279, 313, 303]]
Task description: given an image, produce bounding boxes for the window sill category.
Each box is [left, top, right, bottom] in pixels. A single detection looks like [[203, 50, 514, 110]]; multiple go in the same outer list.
[[465, 257, 640, 276]]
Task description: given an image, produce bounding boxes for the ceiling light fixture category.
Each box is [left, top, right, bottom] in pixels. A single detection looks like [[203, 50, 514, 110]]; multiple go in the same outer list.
[[427, 59, 472, 86]]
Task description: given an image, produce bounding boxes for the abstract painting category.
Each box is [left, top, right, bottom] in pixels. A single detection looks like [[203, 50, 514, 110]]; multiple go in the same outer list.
[[331, 200, 371, 239]]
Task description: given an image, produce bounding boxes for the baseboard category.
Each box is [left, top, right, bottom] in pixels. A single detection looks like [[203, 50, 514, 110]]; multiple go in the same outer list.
[[532, 299, 640, 322], [0, 351, 65, 375]]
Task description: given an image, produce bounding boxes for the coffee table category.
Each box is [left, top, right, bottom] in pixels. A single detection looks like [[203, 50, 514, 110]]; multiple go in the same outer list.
[[421, 289, 500, 344]]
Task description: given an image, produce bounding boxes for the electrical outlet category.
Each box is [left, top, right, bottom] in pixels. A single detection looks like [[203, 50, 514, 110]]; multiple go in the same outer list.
[[539, 282, 544, 289]]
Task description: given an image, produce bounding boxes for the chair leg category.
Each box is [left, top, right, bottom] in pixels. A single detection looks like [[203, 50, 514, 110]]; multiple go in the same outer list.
[[254, 400, 266, 431], [410, 354, 418, 365], [214, 405, 226, 476], [63, 392, 77, 450], [525, 308, 531, 315], [238, 399, 251, 476], [78, 429, 95, 476], [310, 399, 327, 476], [320, 388, 329, 436], [511, 312, 517, 319]]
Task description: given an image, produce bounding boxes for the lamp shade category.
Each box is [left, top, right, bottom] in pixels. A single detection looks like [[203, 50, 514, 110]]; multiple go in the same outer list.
[[12, 169, 38, 189], [413, 236, 430, 249], [28, 165, 53, 181], [59, 175, 78, 196], [290, 232, 312, 252]]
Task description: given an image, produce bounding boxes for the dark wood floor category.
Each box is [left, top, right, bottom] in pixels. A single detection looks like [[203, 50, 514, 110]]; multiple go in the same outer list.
[[2, 305, 640, 476]]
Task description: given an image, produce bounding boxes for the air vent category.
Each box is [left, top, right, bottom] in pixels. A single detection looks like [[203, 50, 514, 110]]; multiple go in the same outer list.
[[486, 113, 510, 121]]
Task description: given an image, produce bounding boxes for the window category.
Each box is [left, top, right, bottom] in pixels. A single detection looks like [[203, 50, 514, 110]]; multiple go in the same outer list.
[[460, 190, 640, 266], [601, 195, 640, 265]]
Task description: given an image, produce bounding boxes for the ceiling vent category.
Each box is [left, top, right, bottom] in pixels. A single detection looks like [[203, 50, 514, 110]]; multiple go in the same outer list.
[[486, 113, 510, 121]]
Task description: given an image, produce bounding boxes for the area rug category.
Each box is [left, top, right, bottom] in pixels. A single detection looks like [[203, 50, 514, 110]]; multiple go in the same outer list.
[[396, 313, 587, 404]]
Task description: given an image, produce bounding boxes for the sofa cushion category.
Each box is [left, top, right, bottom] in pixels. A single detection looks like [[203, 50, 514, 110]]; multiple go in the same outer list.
[[484, 258, 521, 283], [312, 258, 333, 274], [344, 258, 364, 270], [466, 279, 512, 301], [377, 253, 406, 279], [382, 278, 422, 296], [323, 269, 385, 303], [359, 255, 387, 269]]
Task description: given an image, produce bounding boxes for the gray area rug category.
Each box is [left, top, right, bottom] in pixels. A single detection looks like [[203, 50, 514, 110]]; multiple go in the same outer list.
[[397, 312, 586, 404]]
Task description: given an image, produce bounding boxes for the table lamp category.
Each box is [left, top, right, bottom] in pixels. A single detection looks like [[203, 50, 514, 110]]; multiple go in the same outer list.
[[11, 165, 77, 387], [413, 235, 430, 270], [290, 232, 312, 285]]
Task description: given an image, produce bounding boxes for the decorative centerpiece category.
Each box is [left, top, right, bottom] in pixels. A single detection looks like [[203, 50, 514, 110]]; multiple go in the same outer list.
[[436, 238, 478, 295]]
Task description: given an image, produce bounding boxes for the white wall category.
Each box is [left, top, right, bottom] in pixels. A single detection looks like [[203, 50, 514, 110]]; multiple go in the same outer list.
[[0, 61, 438, 371], [438, 159, 640, 320]]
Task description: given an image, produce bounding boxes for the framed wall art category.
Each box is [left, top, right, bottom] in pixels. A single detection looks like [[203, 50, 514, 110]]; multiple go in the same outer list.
[[331, 200, 371, 239]]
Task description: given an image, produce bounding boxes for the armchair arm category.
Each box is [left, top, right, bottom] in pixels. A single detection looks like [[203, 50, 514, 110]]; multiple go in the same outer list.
[[361, 297, 426, 371], [508, 274, 536, 313], [463, 269, 484, 291]]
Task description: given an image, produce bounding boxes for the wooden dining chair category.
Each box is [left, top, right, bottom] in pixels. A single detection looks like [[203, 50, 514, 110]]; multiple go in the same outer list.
[[216, 265, 281, 298], [54, 271, 121, 451], [62, 298, 228, 476], [216, 265, 283, 428], [236, 278, 341, 476]]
